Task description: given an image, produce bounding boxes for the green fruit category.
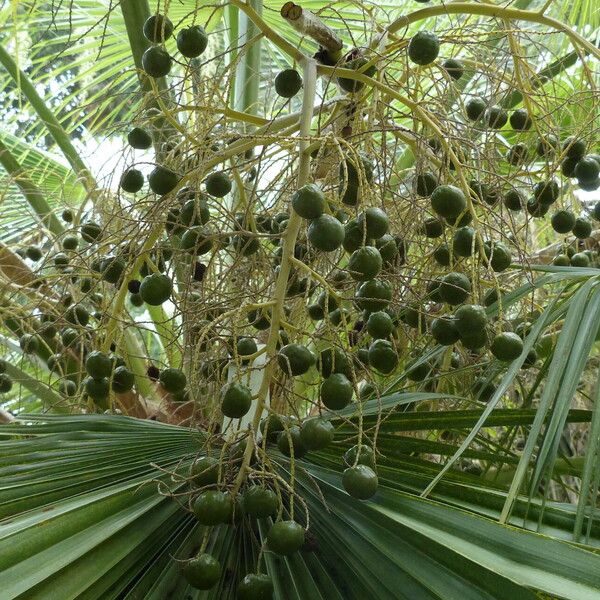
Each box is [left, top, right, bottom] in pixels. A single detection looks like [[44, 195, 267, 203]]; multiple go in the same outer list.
[[368, 339, 398, 374], [81, 222, 103, 243], [431, 185, 467, 219], [408, 31, 440, 65], [454, 304, 487, 336], [562, 136, 586, 160], [366, 311, 394, 339], [439, 272, 471, 305], [433, 243, 451, 266], [84, 376, 110, 402], [343, 444, 376, 469], [510, 108, 532, 131], [190, 456, 219, 486], [575, 156, 600, 183], [339, 153, 373, 206], [343, 219, 369, 253], [236, 336, 258, 359], [594, 201, 600, 221], [143, 14, 173, 42], [527, 199, 550, 218], [561, 156, 578, 177], [192, 490, 232, 525], [485, 105, 508, 129], [483, 241, 512, 272], [431, 317, 459, 345], [416, 171, 438, 197], [181, 226, 213, 255], [376, 234, 398, 263], [0, 373, 13, 393], [339, 56, 377, 92], [503, 188, 524, 211], [553, 254, 571, 266], [571, 252, 590, 267], [342, 465, 378, 499], [221, 382, 252, 418], [183, 554, 221, 590], [243, 486, 278, 518], [100, 255, 126, 284], [238, 573, 274, 600], [534, 180, 559, 204], [159, 367, 187, 393], [472, 377, 496, 402], [111, 366, 135, 393], [423, 217, 444, 238], [452, 226, 475, 257], [348, 246, 382, 280], [62, 208, 74, 222], [465, 97, 486, 121], [120, 168, 144, 193], [180, 197, 210, 226], [572, 217, 592, 239], [355, 279, 392, 312], [316, 291, 339, 313], [507, 143, 528, 166], [85, 350, 112, 379], [148, 165, 179, 195], [491, 332, 523, 361], [291, 183, 325, 219], [406, 360, 431, 381], [277, 426, 306, 458], [300, 417, 334, 450], [308, 215, 345, 251], [142, 46, 172, 78], [127, 127, 152, 149], [536, 134, 559, 157], [19, 334, 39, 354], [248, 309, 271, 330], [357, 207, 389, 239], [0, 359, 7, 373], [54, 252, 69, 268], [461, 329, 488, 351], [307, 304, 324, 320], [62, 235, 79, 251], [320, 373, 353, 410], [277, 343, 315, 376], [275, 68, 303, 97], [267, 521, 305, 555], [58, 379, 77, 396], [25, 245, 42, 261], [317, 347, 351, 378], [205, 171, 232, 197], [139, 273, 172, 305], [177, 25, 208, 58], [551, 210, 575, 234], [442, 58, 463, 80]]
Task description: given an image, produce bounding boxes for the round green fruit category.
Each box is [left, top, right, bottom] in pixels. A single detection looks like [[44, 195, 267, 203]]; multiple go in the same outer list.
[[221, 382, 252, 418], [503, 189, 524, 211], [355, 279, 392, 312], [507, 143, 528, 166], [120, 168, 144, 193], [337, 57, 377, 93], [454, 304, 487, 336], [291, 183, 325, 219], [19, 334, 39, 354], [431, 185, 467, 219], [139, 273, 172, 305], [142, 46, 171, 78], [472, 377, 496, 402], [190, 456, 219, 486], [366, 310, 394, 339], [308, 214, 345, 251], [376, 234, 398, 263], [368, 339, 398, 374], [159, 367, 187, 393], [357, 207, 389, 239], [553, 254, 571, 266], [442, 58, 463, 80], [85, 350, 112, 379], [342, 465, 378, 499], [25, 245, 42, 261], [238, 573, 274, 600], [277, 426, 306, 458], [439, 272, 471, 305], [182, 554, 221, 590], [181, 226, 213, 255], [423, 217, 444, 238], [562, 136, 586, 160], [465, 97, 486, 121], [533, 180, 559, 204], [111, 366, 135, 393], [300, 417, 334, 450], [510, 108, 532, 131], [267, 521, 305, 556], [452, 226, 475, 257], [243, 486, 278, 518], [192, 490, 232, 525], [408, 31, 440, 65], [572, 217, 592, 239], [491, 332, 523, 361], [0, 373, 13, 393], [483, 241, 512, 272], [416, 171, 438, 197], [81, 222, 102, 243], [148, 165, 179, 195], [277, 343, 315, 376], [127, 127, 152, 149], [275, 68, 303, 97], [485, 105, 508, 129], [143, 14, 173, 42], [320, 373, 353, 410], [177, 25, 208, 58], [62, 235, 79, 251], [551, 210, 575, 234], [431, 317, 460, 345], [343, 444, 376, 469], [83, 376, 110, 403], [348, 246, 382, 281], [62, 208, 74, 222], [433, 243, 451, 266], [205, 171, 232, 197], [58, 379, 77, 396], [571, 252, 590, 267]]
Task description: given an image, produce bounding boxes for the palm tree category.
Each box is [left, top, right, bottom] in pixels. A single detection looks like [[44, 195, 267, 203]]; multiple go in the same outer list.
[[0, 1, 599, 598]]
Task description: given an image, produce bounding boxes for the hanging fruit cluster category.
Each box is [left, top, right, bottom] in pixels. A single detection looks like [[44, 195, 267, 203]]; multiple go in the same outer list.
[[2, 4, 599, 597]]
